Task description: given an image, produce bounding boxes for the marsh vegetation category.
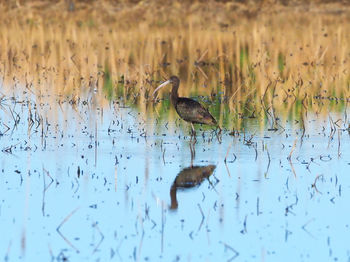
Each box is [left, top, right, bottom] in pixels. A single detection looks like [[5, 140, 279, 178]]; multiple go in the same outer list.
[[1, 1, 350, 261]]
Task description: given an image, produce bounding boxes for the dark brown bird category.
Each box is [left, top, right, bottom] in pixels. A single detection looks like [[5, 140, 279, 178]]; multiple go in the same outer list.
[[170, 165, 216, 209], [153, 76, 218, 135]]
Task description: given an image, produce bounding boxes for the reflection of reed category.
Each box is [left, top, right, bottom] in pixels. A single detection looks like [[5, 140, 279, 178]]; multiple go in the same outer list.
[[170, 165, 216, 210]]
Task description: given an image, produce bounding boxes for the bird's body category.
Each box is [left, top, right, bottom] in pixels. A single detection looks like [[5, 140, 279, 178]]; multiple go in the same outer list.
[[170, 165, 216, 209], [153, 76, 218, 135], [175, 98, 217, 125]]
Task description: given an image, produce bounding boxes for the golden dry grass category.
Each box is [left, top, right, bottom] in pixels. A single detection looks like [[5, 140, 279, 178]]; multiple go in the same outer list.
[[1, 1, 350, 129]]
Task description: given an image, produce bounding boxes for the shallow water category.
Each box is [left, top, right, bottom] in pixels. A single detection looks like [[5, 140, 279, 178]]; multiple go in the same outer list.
[[1, 86, 350, 262]]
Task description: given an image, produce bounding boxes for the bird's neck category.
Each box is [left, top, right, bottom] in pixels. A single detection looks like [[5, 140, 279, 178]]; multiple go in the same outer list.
[[170, 184, 178, 209], [171, 84, 179, 106]]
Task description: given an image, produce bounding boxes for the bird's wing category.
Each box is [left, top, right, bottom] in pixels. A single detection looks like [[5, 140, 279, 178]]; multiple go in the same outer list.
[[175, 98, 216, 125]]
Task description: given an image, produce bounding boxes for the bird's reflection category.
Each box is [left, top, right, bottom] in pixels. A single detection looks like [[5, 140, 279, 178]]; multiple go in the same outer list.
[[189, 140, 196, 166], [170, 165, 216, 210]]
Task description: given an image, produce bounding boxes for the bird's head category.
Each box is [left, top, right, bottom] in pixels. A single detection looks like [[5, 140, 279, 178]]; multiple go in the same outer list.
[[152, 76, 180, 97], [168, 75, 180, 85]]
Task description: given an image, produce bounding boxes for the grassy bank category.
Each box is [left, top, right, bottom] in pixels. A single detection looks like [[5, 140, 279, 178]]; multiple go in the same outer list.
[[1, 0, 350, 129]]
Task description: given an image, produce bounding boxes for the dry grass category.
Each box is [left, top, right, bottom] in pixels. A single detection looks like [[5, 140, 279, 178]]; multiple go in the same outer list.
[[1, 0, 350, 128]]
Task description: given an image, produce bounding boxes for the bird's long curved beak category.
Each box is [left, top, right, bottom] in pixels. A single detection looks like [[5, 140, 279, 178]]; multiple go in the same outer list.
[[152, 80, 171, 98]]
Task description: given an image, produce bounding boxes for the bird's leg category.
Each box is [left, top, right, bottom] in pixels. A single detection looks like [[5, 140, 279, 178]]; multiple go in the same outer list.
[[217, 125, 222, 135], [216, 125, 222, 143], [190, 123, 196, 137], [206, 178, 218, 193], [190, 124, 197, 144], [189, 141, 196, 167]]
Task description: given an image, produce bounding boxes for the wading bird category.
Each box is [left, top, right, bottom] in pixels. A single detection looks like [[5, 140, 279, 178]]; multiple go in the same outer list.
[[152, 76, 219, 135]]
